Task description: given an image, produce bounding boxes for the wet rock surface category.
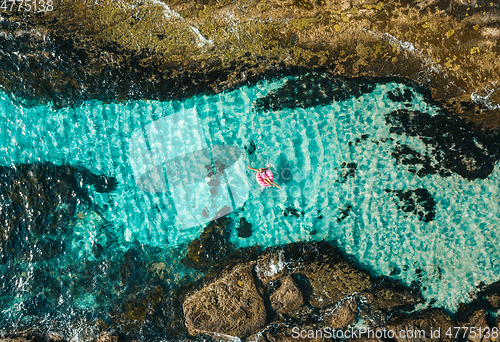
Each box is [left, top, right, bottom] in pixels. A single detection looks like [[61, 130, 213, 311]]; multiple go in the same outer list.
[[1, 1, 499, 129], [183, 262, 267, 338], [270, 275, 305, 314], [370, 276, 424, 311], [386, 308, 456, 342], [255, 248, 287, 283], [321, 296, 358, 329], [287, 242, 372, 309]]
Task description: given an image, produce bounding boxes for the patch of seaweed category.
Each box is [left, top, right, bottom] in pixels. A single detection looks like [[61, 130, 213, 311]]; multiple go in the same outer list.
[[386, 188, 436, 223], [386, 109, 500, 180], [253, 72, 376, 112]]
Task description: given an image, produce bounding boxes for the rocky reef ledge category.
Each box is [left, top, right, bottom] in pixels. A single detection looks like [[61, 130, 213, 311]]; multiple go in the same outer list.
[[4, 241, 500, 342], [0, 0, 499, 128]]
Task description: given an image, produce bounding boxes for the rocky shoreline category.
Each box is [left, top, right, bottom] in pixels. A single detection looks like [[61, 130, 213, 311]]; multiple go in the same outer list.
[[1, 0, 500, 340], [2, 240, 500, 341], [0, 0, 499, 128]]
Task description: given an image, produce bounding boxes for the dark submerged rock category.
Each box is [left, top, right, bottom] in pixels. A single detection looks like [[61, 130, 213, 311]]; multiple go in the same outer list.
[[336, 162, 357, 183], [386, 188, 436, 222], [181, 217, 233, 273], [391, 143, 445, 177], [238, 217, 253, 238], [386, 109, 500, 180], [253, 72, 376, 112], [337, 204, 352, 223], [386, 87, 413, 103], [0, 162, 116, 263], [244, 140, 257, 155], [112, 284, 180, 336], [283, 207, 304, 218]]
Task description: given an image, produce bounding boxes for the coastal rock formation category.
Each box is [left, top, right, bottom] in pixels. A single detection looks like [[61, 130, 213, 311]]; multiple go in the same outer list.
[[181, 217, 233, 272], [183, 262, 267, 338], [303, 259, 372, 308], [1, 0, 499, 130], [255, 248, 287, 283], [0, 162, 116, 263], [386, 308, 456, 342], [322, 296, 358, 329], [287, 243, 372, 309], [0, 330, 65, 342], [270, 275, 306, 314], [370, 277, 424, 311], [459, 309, 491, 342]]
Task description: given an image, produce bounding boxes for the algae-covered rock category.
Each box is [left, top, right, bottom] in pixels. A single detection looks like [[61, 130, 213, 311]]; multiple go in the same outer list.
[[112, 284, 179, 335], [321, 296, 357, 329], [286, 242, 372, 309], [183, 261, 267, 338], [386, 308, 456, 342], [370, 276, 424, 311], [1, 0, 499, 130], [181, 217, 233, 272], [0, 162, 116, 263], [270, 275, 305, 314]]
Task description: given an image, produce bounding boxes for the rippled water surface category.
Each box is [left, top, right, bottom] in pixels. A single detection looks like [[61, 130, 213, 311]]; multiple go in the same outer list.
[[1, 74, 499, 335]]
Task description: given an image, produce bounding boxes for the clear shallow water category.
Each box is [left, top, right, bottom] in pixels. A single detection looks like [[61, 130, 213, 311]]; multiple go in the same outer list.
[[0, 75, 499, 330]]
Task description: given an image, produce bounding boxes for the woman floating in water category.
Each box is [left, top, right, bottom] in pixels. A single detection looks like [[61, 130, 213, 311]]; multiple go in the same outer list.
[[248, 166, 281, 188]]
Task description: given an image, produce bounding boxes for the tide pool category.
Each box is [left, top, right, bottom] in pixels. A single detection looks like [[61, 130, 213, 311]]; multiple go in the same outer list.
[[0, 73, 499, 326]]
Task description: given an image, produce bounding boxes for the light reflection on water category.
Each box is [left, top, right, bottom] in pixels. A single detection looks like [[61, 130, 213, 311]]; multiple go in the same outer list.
[[0, 75, 499, 336]]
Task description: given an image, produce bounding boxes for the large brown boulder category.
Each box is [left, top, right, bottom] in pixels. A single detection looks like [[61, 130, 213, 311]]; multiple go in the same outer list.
[[183, 262, 267, 338], [270, 275, 305, 314], [255, 248, 287, 283], [458, 309, 492, 342], [300, 260, 372, 309], [322, 297, 358, 329], [386, 308, 456, 342], [285, 242, 372, 309], [370, 277, 424, 311]]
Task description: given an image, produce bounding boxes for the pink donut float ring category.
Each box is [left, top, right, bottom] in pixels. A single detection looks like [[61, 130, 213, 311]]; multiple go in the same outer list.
[[256, 169, 274, 187]]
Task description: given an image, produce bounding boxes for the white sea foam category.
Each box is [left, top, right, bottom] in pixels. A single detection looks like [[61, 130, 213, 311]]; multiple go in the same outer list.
[[367, 30, 443, 82], [149, 0, 213, 47], [471, 83, 500, 110]]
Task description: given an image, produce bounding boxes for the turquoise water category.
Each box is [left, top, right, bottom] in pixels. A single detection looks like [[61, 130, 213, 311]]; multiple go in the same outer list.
[[1, 74, 500, 333]]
